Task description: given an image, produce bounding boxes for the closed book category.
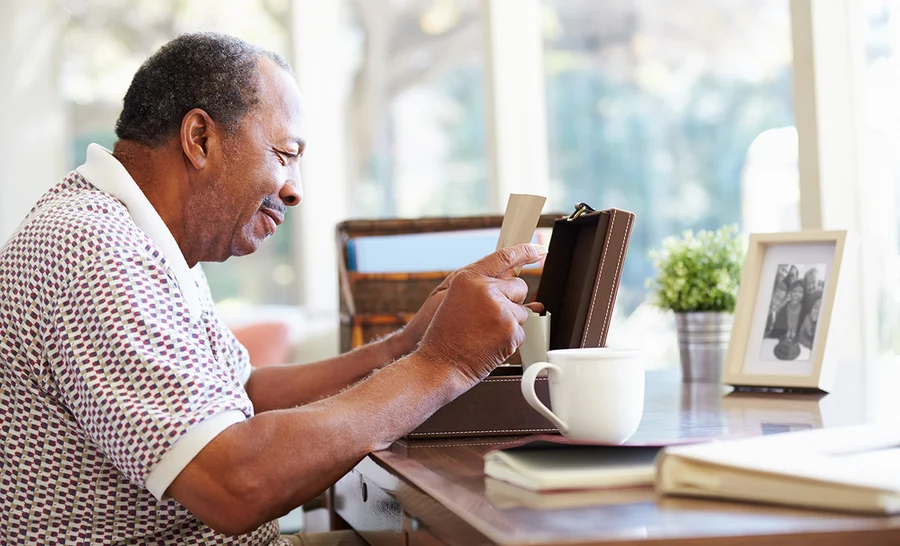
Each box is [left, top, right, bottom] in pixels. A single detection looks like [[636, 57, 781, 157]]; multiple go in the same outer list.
[[656, 421, 900, 515], [483, 436, 662, 492], [484, 476, 655, 510]]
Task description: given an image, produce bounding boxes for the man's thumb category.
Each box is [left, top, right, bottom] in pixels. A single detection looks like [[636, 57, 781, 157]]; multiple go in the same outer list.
[[469, 243, 548, 278]]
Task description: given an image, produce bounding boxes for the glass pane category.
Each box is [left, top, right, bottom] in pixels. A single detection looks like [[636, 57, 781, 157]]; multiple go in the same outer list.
[[61, 0, 297, 305], [345, 0, 489, 218], [542, 0, 797, 363], [863, 0, 900, 354]]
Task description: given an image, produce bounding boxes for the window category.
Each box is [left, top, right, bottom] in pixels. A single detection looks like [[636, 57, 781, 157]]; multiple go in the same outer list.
[[5, 0, 886, 367], [541, 0, 797, 357], [863, 0, 900, 353], [345, 0, 490, 218], [46, 1, 824, 361]]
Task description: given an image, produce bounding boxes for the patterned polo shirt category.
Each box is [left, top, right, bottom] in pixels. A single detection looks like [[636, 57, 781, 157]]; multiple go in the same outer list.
[[0, 144, 289, 544]]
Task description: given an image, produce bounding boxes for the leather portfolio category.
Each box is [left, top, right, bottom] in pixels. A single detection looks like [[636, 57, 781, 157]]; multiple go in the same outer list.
[[535, 204, 635, 349], [405, 203, 636, 439]]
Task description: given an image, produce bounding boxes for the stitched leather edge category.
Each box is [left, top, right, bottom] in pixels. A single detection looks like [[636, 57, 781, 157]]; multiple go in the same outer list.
[[400, 441, 511, 449], [602, 212, 632, 343], [582, 210, 616, 346], [407, 427, 558, 437], [482, 377, 548, 383]]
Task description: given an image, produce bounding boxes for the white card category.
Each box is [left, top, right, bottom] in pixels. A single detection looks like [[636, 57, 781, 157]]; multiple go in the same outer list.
[[496, 193, 546, 250], [496, 193, 547, 273]]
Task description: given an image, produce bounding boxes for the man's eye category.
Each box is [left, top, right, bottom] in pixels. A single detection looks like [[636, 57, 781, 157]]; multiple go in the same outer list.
[[274, 149, 300, 165]]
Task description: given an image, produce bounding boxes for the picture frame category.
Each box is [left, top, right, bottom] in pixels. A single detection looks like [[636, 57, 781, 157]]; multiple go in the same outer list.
[[722, 231, 849, 392]]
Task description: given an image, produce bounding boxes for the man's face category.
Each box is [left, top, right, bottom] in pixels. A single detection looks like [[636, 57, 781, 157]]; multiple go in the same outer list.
[[190, 57, 306, 261]]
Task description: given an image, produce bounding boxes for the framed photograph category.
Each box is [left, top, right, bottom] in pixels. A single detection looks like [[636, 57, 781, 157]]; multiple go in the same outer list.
[[722, 231, 849, 392]]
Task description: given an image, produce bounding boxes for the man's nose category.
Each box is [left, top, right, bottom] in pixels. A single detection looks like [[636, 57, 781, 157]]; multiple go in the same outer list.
[[280, 174, 303, 207]]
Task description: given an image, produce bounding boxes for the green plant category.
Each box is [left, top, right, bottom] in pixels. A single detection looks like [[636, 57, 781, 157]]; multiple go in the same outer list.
[[647, 225, 745, 313]]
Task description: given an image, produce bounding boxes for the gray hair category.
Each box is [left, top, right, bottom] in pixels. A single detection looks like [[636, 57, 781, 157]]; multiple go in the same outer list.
[[114, 32, 292, 147]]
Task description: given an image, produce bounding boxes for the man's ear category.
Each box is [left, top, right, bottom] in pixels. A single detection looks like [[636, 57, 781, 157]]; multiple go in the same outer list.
[[180, 108, 218, 170]]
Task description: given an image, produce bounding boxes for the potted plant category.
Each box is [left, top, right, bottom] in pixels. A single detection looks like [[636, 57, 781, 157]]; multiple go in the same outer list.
[[648, 225, 745, 382]]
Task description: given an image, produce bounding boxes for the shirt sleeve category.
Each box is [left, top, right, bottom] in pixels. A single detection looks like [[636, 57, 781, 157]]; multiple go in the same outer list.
[[53, 235, 254, 498]]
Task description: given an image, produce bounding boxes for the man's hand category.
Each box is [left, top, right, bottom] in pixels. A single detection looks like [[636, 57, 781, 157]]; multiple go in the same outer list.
[[397, 245, 546, 357], [394, 268, 461, 355], [416, 243, 547, 382]]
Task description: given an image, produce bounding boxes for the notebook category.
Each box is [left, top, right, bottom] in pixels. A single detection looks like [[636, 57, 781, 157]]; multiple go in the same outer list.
[[656, 420, 900, 515], [484, 476, 655, 510], [483, 436, 662, 492]]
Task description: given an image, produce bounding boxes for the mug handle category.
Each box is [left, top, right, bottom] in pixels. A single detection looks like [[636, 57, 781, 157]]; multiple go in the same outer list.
[[521, 362, 568, 433]]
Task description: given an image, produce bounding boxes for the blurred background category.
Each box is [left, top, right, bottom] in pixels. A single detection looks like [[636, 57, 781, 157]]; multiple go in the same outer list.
[[2, 0, 900, 369]]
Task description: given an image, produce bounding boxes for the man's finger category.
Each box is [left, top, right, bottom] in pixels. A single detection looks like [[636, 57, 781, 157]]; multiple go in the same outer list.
[[508, 302, 529, 325], [494, 277, 529, 305], [525, 302, 545, 314], [468, 243, 548, 278], [431, 268, 462, 295]]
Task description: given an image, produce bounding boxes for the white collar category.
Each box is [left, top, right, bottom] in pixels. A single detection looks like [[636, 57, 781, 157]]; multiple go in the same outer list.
[[76, 143, 202, 321]]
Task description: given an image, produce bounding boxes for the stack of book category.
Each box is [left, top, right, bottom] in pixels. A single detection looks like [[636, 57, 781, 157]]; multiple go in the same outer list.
[[482, 436, 662, 509], [484, 422, 900, 514]]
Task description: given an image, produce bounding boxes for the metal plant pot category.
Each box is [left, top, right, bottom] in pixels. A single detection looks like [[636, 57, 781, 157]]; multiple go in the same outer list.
[[675, 311, 733, 383]]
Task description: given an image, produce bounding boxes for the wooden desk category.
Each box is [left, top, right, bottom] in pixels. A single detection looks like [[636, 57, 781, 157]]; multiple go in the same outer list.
[[331, 372, 900, 545]]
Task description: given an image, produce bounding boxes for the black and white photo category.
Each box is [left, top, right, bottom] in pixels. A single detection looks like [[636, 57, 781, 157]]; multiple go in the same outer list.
[[760, 263, 827, 362]]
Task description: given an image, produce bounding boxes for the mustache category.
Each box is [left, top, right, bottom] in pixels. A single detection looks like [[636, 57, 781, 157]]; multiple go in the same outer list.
[[261, 195, 285, 215]]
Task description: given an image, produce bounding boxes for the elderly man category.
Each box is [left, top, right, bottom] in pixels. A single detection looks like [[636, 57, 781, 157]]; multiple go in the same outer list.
[[0, 33, 544, 545]]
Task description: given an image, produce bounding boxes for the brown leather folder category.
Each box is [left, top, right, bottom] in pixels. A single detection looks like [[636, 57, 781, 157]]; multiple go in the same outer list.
[[535, 204, 635, 349], [404, 203, 636, 439], [405, 368, 557, 439]]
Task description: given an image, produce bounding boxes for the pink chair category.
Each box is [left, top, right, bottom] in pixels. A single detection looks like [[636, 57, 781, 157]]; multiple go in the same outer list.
[[230, 321, 291, 367]]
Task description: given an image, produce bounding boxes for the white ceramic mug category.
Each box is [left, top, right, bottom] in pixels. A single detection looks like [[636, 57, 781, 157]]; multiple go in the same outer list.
[[521, 348, 645, 443]]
